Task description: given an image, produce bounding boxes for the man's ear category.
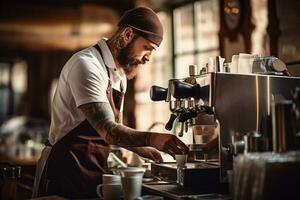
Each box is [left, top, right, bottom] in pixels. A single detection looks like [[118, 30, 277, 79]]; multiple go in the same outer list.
[[121, 27, 135, 44]]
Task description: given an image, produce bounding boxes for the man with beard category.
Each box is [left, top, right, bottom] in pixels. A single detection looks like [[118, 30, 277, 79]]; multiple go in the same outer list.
[[33, 7, 189, 198]]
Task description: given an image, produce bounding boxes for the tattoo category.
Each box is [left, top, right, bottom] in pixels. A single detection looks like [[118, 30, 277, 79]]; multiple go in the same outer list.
[[79, 102, 151, 147], [107, 124, 151, 147], [107, 28, 126, 52], [107, 27, 138, 60], [79, 102, 114, 133]]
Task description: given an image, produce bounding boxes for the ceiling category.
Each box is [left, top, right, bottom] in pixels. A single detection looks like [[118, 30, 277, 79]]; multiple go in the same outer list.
[[0, 1, 133, 51], [0, 0, 191, 51], [0, 4, 120, 51]]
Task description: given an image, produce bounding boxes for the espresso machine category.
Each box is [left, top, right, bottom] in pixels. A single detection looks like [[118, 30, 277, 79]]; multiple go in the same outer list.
[[149, 62, 300, 192]]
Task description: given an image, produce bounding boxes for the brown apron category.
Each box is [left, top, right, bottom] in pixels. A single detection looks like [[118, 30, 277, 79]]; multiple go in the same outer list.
[[34, 44, 124, 198]]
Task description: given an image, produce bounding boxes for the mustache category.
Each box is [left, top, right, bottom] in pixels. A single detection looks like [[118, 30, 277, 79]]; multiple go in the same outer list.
[[129, 59, 145, 66]]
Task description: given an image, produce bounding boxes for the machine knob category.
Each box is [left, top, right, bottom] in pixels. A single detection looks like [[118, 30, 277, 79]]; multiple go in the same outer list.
[[171, 81, 201, 99], [150, 86, 168, 101], [269, 58, 291, 76]]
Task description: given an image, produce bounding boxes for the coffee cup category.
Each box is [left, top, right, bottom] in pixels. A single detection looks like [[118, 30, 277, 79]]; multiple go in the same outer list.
[[118, 167, 146, 200], [96, 183, 122, 200], [175, 154, 187, 167], [102, 174, 121, 185]]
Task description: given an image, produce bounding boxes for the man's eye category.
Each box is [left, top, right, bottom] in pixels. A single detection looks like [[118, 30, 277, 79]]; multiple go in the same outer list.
[[144, 46, 152, 51]]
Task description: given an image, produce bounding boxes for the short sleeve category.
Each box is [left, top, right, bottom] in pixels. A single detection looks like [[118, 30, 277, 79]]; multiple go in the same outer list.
[[68, 58, 109, 107]]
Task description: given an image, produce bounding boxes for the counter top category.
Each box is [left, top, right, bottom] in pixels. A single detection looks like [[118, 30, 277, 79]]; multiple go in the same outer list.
[[0, 153, 39, 165], [142, 181, 230, 200]]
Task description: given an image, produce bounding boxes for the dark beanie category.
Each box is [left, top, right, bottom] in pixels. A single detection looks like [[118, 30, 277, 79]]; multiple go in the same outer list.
[[118, 7, 163, 46]]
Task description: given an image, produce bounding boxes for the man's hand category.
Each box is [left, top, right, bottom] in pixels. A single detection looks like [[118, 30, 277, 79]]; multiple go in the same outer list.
[[129, 147, 163, 163], [149, 133, 189, 157]]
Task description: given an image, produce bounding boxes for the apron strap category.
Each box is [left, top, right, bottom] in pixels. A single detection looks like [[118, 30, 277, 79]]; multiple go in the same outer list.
[[93, 43, 125, 122], [93, 44, 124, 93], [44, 139, 52, 147], [32, 146, 52, 197], [93, 44, 110, 78]]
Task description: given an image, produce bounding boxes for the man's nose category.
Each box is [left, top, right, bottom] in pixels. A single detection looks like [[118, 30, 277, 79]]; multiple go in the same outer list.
[[142, 55, 150, 63]]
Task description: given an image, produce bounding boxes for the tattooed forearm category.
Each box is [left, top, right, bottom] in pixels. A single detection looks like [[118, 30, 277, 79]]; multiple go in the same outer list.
[[79, 102, 150, 147], [106, 124, 151, 147], [79, 102, 115, 132]]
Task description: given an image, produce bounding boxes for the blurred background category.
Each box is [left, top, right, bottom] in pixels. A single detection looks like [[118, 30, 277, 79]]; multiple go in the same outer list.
[[0, 0, 299, 199]]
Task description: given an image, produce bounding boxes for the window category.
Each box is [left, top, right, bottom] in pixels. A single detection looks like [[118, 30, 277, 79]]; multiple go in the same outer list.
[[12, 60, 28, 111], [135, 12, 172, 131], [0, 60, 27, 121], [134, 1, 220, 131], [0, 62, 11, 120], [251, 0, 269, 55], [173, 0, 220, 78]]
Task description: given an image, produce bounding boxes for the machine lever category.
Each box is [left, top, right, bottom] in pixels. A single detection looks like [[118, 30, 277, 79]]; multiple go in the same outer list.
[[165, 113, 177, 130], [185, 121, 189, 133]]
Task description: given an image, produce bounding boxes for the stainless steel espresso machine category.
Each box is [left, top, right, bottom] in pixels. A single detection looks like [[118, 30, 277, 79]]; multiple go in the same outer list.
[[149, 64, 300, 193]]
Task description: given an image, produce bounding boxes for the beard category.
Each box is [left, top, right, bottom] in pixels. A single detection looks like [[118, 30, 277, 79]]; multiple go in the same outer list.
[[117, 38, 145, 79]]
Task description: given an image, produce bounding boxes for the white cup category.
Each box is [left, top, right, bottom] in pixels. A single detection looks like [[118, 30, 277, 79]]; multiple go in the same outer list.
[[102, 174, 121, 185], [175, 154, 188, 167], [118, 167, 146, 200], [238, 53, 255, 74], [96, 183, 122, 200]]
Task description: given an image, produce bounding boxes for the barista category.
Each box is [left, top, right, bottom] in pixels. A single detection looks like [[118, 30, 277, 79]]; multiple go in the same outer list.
[[32, 7, 189, 198]]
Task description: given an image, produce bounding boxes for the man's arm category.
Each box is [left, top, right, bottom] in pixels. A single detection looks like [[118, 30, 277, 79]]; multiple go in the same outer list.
[[79, 102, 189, 156], [79, 102, 150, 147], [126, 147, 163, 163]]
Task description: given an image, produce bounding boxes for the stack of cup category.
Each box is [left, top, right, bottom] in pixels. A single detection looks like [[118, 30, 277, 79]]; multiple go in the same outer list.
[[96, 174, 122, 200]]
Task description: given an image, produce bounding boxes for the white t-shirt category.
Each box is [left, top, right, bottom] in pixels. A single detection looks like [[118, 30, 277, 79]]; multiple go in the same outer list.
[[48, 39, 127, 145]]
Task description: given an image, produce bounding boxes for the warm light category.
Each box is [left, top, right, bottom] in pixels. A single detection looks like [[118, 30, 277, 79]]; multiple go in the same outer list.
[[224, 6, 240, 15], [232, 8, 240, 14]]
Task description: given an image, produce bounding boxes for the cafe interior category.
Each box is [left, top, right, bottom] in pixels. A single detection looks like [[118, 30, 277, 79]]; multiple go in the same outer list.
[[0, 0, 300, 199]]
